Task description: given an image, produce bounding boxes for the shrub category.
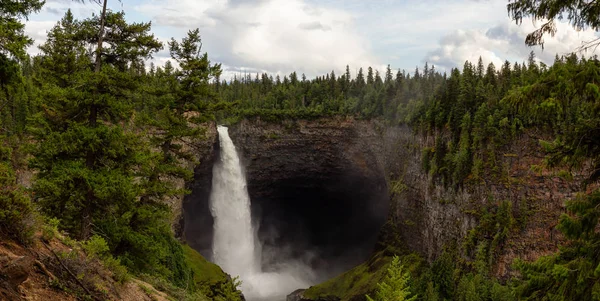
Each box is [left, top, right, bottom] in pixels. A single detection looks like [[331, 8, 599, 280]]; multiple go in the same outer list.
[[41, 217, 60, 242], [0, 143, 36, 244], [82, 235, 111, 259], [83, 235, 130, 283], [366, 256, 417, 301]]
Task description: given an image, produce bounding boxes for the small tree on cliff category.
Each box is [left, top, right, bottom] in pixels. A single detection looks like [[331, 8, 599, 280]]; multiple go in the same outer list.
[[366, 256, 417, 301]]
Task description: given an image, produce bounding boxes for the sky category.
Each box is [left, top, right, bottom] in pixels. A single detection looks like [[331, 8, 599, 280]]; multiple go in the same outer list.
[[24, 0, 600, 79]]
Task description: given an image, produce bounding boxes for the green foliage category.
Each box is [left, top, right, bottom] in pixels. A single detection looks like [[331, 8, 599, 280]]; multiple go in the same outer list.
[[212, 276, 242, 301], [31, 9, 162, 240], [304, 252, 393, 301], [366, 256, 417, 301], [82, 235, 111, 259], [431, 250, 456, 300], [82, 235, 130, 283], [139, 273, 211, 301], [137, 243, 241, 301], [1, 2, 599, 301], [41, 217, 60, 242], [507, 0, 600, 48], [0, 1, 40, 245], [515, 190, 600, 300], [491, 282, 514, 301], [305, 252, 424, 301], [0, 142, 35, 243], [0, 0, 44, 60], [26, 8, 207, 295], [137, 29, 221, 207], [181, 244, 229, 289], [463, 201, 515, 275], [389, 180, 408, 196], [423, 281, 439, 301]]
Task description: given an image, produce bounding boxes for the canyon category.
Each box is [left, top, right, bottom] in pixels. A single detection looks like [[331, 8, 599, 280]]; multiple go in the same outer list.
[[177, 117, 583, 300]]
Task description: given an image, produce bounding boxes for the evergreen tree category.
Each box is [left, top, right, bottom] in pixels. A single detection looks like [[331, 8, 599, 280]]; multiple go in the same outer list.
[[367, 66, 375, 86], [508, 0, 600, 49], [0, 0, 41, 244], [0, 0, 44, 60], [140, 29, 222, 206], [385, 64, 393, 84], [366, 256, 417, 301], [30, 8, 163, 255], [515, 191, 600, 300]]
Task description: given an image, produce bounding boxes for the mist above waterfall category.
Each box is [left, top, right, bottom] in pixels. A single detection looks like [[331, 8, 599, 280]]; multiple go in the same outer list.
[[209, 125, 315, 301]]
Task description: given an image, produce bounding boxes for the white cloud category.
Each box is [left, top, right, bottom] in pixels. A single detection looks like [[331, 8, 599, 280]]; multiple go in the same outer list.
[[24, 0, 600, 79], [135, 0, 378, 78], [298, 21, 331, 31], [424, 18, 600, 71], [24, 0, 97, 55], [24, 21, 56, 55]]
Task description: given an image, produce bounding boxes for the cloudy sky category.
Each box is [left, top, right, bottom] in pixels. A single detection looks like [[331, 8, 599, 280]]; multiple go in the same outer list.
[[25, 0, 600, 78]]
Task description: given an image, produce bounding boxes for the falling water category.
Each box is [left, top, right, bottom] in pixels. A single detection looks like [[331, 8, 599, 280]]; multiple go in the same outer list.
[[209, 125, 259, 275], [210, 125, 313, 301]]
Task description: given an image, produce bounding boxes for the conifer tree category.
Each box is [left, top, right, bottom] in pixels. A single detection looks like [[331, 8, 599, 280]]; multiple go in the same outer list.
[[516, 191, 600, 300], [31, 10, 162, 240], [139, 29, 221, 206], [366, 256, 417, 301], [0, 0, 42, 243], [508, 0, 600, 49], [0, 0, 44, 60], [367, 66, 375, 86]]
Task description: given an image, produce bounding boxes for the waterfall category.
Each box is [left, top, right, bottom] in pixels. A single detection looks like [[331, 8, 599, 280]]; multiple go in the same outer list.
[[210, 125, 259, 276], [210, 125, 313, 301]]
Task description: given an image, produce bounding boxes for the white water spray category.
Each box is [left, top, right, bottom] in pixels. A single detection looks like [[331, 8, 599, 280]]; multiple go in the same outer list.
[[209, 125, 258, 275], [210, 125, 313, 301]]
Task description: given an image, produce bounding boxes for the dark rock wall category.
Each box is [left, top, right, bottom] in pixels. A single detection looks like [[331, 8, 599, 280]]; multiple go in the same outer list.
[[386, 130, 584, 277], [229, 118, 392, 271], [183, 117, 398, 272], [181, 124, 219, 256], [181, 119, 580, 279]]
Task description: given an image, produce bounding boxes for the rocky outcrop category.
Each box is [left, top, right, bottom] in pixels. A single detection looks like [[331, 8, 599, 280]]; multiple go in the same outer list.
[[287, 289, 341, 301], [287, 289, 306, 301], [171, 122, 218, 237], [0, 252, 34, 300]]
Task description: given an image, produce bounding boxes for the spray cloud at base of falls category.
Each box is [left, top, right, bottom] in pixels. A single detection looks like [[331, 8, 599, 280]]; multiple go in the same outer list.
[[209, 125, 315, 301]]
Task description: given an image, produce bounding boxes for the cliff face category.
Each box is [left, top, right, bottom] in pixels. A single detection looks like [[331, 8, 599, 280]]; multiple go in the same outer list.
[[183, 117, 403, 272], [182, 118, 580, 282], [385, 129, 583, 277], [168, 122, 219, 238]]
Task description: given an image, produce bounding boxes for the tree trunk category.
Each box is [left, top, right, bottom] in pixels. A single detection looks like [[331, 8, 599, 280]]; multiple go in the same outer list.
[[81, 0, 108, 240], [94, 0, 108, 74]]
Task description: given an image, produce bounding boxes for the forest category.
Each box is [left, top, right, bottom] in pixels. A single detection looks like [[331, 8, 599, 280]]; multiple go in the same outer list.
[[1, 0, 600, 300]]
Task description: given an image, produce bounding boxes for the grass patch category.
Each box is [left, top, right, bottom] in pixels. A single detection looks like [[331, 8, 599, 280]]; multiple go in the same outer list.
[[182, 244, 229, 287], [303, 251, 426, 301], [303, 252, 392, 301], [139, 284, 159, 301]]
